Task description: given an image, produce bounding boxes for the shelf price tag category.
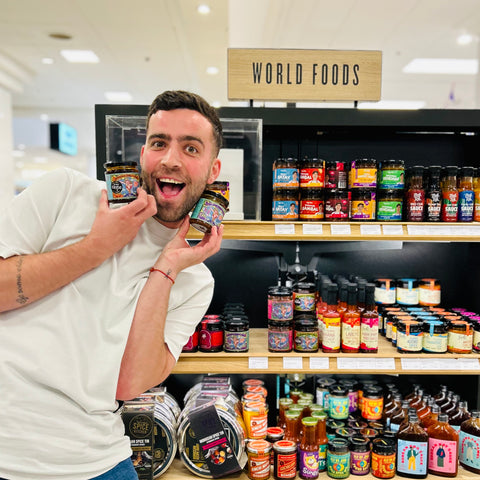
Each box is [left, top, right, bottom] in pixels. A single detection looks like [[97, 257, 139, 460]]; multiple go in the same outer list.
[[275, 224, 295, 235], [302, 224, 323, 235], [309, 357, 330, 370], [360, 225, 381, 235], [330, 224, 351, 235], [283, 357, 303, 369], [402, 358, 480, 370], [382, 224, 404, 236], [248, 357, 269, 369], [337, 357, 395, 370]]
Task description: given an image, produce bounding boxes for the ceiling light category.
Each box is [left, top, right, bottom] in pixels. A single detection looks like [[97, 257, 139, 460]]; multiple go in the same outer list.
[[206, 66, 219, 75], [358, 100, 426, 110], [403, 58, 478, 74], [42, 57, 54, 65], [104, 91, 132, 102], [457, 33, 473, 46], [197, 4, 210, 14], [60, 49, 100, 63]]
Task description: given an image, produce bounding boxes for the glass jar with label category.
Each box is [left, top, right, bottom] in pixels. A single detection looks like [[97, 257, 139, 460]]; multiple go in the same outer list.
[[224, 318, 249, 353], [268, 320, 293, 353], [268, 286, 294, 321], [325, 161, 347, 189], [397, 320, 423, 353], [273, 157, 299, 189], [377, 189, 403, 221], [300, 188, 324, 221], [422, 320, 448, 353], [199, 318, 224, 352], [418, 278, 441, 306], [273, 440, 297, 480], [474, 167, 480, 222], [104, 161, 140, 207], [349, 436, 371, 476], [350, 189, 376, 221], [247, 440, 272, 480], [294, 282, 316, 314], [378, 159, 405, 190], [272, 189, 299, 221], [374, 279, 396, 305], [325, 189, 350, 221], [349, 158, 377, 189], [300, 157, 325, 189], [327, 438, 350, 479], [328, 385, 349, 420], [362, 386, 384, 421], [371, 438, 396, 478], [294, 316, 319, 353], [396, 279, 419, 306], [447, 320, 473, 354]]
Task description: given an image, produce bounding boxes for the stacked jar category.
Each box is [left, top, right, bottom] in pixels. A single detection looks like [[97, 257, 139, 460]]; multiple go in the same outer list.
[[324, 160, 348, 221], [267, 286, 294, 353], [349, 158, 377, 221], [299, 157, 325, 221], [376, 159, 404, 221], [272, 157, 299, 221], [404, 166, 426, 221]]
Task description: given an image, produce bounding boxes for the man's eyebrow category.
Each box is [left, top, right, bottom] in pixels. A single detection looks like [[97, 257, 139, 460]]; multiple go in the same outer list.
[[179, 135, 204, 147], [147, 133, 171, 143]]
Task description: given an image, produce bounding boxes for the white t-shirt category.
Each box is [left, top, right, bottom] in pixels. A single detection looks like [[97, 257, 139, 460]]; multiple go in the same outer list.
[[0, 168, 214, 480]]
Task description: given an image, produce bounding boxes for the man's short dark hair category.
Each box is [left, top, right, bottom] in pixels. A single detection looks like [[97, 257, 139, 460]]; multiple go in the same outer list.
[[147, 90, 223, 156]]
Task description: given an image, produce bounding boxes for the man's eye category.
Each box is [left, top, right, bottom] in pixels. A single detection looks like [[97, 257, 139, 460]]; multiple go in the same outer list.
[[186, 145, 198, 154], [152, 141, 165, 148]]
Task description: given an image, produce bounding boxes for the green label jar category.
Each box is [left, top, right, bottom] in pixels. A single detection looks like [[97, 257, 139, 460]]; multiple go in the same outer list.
[[327, 438, 350, 479], [378, 159, 405, 189], [377, 190, 403, 221]]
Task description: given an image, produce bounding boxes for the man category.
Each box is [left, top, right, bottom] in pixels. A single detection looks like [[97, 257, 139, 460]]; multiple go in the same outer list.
[[0, 90, 224, 479]]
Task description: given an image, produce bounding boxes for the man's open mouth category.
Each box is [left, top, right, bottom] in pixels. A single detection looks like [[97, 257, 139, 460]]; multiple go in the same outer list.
[[156, 178, 185, 197]]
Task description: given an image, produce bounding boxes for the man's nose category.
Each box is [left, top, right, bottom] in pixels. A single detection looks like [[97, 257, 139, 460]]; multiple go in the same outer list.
[[160, 146, 181, 168]]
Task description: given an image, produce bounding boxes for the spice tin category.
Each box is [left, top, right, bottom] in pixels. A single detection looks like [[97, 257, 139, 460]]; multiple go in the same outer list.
[[190, 190, 229, 233], [247, 440, 272, 480], [224, 318, 249, 353], [371, 438, 396, 478], [422, 320, 448, 353], [104, 161, 140, 207], [272, 189, 299, 221], [447, 320, 473, 353], [396, 320, 423, 353], [273, 440, 297, 480], [294, 317, 319, 352], [268, 320, 293, 352], [349, 158, 377, 189], [418, 278, 441, 306], [350, 189, 376, 220], [327, 438, 351, 479], [349, 436, 371, 476], [153, 407, 178, 478]]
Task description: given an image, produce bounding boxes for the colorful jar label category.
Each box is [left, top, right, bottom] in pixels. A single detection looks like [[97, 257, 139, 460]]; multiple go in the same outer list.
[[325, 198, 349, 219], [428, 438, 458, 474], [459, 431, 480, 470], [268, 329, 292, 352], [350, 450, 371, 475], [327, 451, 350, 479], [272, 200, 298, 220], [300, 199, 324, 219], [106, 172, 139, 202], [362, 398, 383, 421], [396, 287, 419, 306], [341, 322, 360, 351], [473, 330, 480, 352], [418, 288, 441, 306], [397, 439, 428, 475], [319, 444, 327, 471], [397, 330, 423, 352], [224, 331, 249, 352], [371, 452, 396, 478], [329, 396, 349, 420], [350, 167, 377, 188], [246, 412, 268, 439], [378, 169, 404, 189], [275, 452, 297, 479], [448, 331, 473, 351], [348, 391, 359, 413], [423, 333, 448, 353], [294, 292, 316, 312], [298, 449, 320, 478], [199, 330, 223, 350], [300, 168, 324, 188], [273, 168, 299, 188], [248, 453, 270, 480], [351, 198, 376, 220], [268, 299, 293, 321], [375, 287, 396, 305], [377, 201, 402, 221], [191, 198, 227, 228], [294, 331, 319, 352]]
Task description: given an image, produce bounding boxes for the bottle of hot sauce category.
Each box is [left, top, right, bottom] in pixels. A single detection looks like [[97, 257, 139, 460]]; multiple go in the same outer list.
[[360, 283, 379, 353], [298, 417, 320, 479], [441, 166, 459, 222], [457, 166, 475, 222], [341, 283, 361, 353], [426, 413, 459, 477], [322, 284, 341, 353], [405, 166, 425, 221]]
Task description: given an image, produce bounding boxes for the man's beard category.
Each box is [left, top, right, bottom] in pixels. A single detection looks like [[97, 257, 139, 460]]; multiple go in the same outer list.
[[140, 171, 207, 224]]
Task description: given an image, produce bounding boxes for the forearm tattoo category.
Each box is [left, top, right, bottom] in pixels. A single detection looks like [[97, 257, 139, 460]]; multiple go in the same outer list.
[[15, 257, 29, 305]]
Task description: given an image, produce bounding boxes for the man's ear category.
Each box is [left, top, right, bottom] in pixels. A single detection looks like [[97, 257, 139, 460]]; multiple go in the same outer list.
[[207, 158, 221, 183]]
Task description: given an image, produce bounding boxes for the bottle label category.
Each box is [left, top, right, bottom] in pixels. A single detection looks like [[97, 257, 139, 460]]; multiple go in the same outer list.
[[428, 438, 458, 474], [319, 444, 327, 471], [371, 452, 396, 478], [397, 439, 428, 475], [375, 287, 396, 305], [272, 200, 298, 220], [300, 199, 324, 219], [327, 451, 350, 478], [441, 191, 459, 221], [341, 321, 360, 351], [458, 190, 474, 221], [275, 452, 297, 479], [329, 396, 349, 419], [426, 193, 442, 221], [273, 168, 299, 188], [459, 430, 480, 470], [423, 333, 448, 353], [475, 189, 480, 221], [362, 397, 383, 420], [360, 317, 379, 351], [294, 331, 319, 352], [378, 169, 404, 189], [268, 299, 293, 321], [300, 167, 324, 188], [351, 199, 376, 220], [298, 448, 320, 478], [377, 201, 402, 221], [406, 190, 425, 221], [322, 316, 341, 351], [350, 450, 370, 475]]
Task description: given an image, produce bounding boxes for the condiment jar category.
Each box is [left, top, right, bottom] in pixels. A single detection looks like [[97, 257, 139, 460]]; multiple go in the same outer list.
[[273, 157, 299, 189], [374, 278, 396, 305], [300, 188, 324, 220], [268, 320, 293, 353], [272, 189, 298, 221], [104, 161, 140, 207], [371, 438, 396, 478], [244, 401, 268, 440], [396, 278, 419, 306], [349, 436, 371, 476], [273, 440, 297, 480], [328, 385, 349, 420], [327, 438, 350, 479], [378, 159, 405, 190], [422, 320, 448, 353], [396, 320, 423, 353], [293, 282, 316, 314], [223, 318, 249, 353], [349, 158, 377, 189], [247, 439, 272, 480], [325, 160, 347, 189], [447, 320, 473, 354], [300, 157, 325, 188], [294, 316, 319, 353], [362, 386, 384, 421], [199, 318, 224, 352], [324, 189, 349, 221], [350, 189, 376, 221], [376, 189, 403, 221], [418, 278, 441, 306], [190, 190, 229, 233], [268, 286, 294, 321]]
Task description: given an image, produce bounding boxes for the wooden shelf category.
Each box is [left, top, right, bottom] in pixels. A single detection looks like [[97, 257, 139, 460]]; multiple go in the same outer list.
[[173, 329, 480, 375], [187, 221, 480, 242]]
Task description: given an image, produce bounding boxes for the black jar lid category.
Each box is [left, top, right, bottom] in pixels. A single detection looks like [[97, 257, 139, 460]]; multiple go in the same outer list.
[[372, 437, 396, 455], [328, 438, 349, 453], [104, 161, 138, 168], [268, 320, 293, 328], [349, 436, 370, 452], [225, 318, 249, 330], [329, 384, 348, 396], [268, 286, 293, 297]]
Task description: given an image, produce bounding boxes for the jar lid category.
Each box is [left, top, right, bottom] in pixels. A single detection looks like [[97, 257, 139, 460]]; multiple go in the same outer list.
[[410, 165, 425, 175], [244, 401, 267, 413], [372, 437, 396, 454], [349, 436, 370, 451], [301, 416, 319, 427], [267, 427, 284, 438], [335, 427, 356, 438], [294, 318, 317, 328], [268, 286, 293, 296], [247, 439, 272, 454], [328, 438, 349, 453], [316, 377, 336, 388], [104, 161, 138, 168], [326, 419, 345, 429], [268, 320, 293, 327], [225, 319, 249, 329], [202, 189, 229, 207], [273, 440, 296, 452], [360, 427, 379, 438], [329, 385, 348, 396], [381, 159, 405, 167]]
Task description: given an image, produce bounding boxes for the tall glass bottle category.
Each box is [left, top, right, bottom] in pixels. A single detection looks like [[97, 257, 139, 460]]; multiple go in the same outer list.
[[426, 166, 442, 222], [420, 404, 440, 430], [449, 401, 471, 432], [391, 400, 410, 433], [426, 413, 459, 477], [396, 412, 428, 478], [441, 166, 459, 222], [405, 166, 425, 221], [322, 284, 341, 353], [341, 283, 360, 353], [284, 409, 301, 444], [383, 393, 403, 427], [457, 166, 475, 222], [312, 411, 328, 472], [360, 283, 379, 353], [298, 417, 320, 479], [459, 410, 480, 474]]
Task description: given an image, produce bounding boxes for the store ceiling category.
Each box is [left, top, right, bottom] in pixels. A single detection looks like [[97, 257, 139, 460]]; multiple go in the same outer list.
[[2, 0, 480, 172]]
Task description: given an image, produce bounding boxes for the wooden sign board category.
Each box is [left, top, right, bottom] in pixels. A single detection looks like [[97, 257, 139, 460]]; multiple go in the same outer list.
[[228, 48, 382, 102]]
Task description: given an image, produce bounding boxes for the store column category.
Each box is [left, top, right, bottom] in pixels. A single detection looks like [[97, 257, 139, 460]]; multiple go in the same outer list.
[[0, 86, 14, 202]]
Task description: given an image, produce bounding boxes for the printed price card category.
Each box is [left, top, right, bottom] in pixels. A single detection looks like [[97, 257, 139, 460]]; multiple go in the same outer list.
[[309, 357, 330, 369], [248, 357, 269, 369], [360, 224, 382, 235], [275, 224, 295, 235], [382, 224, 404, 235], [330, 224, 351, 235], [337, 357, 395, 370], [302, 224, 323, 235], [283, 357, 303, 370]]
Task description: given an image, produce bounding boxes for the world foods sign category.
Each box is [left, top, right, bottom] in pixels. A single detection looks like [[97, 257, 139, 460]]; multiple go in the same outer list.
[[227, 48, 382, 102]]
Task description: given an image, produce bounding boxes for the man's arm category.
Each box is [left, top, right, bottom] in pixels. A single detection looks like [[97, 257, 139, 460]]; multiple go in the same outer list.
[[116, 218, 223, 400], [0, 189, 156, 313]]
